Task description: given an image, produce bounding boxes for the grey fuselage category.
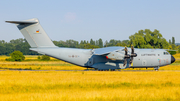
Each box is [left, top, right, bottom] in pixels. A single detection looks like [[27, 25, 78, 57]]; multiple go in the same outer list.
[[30, 47, 174, 70]]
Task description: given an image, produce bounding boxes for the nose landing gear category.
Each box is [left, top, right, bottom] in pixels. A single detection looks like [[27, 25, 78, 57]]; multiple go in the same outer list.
[[154, 66, 159, 71]]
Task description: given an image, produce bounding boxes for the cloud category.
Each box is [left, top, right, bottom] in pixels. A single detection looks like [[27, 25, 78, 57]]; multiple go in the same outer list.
[[62, 12, 77, 23]]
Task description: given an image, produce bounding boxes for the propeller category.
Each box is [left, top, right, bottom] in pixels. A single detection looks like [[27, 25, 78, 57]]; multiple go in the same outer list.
[[123, 46, 129, 66], [123, 45, 137, 67]]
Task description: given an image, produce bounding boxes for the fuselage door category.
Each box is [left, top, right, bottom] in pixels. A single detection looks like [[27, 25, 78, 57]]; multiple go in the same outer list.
[[142, 60, 147, 66], [88, 57, 93, 66]]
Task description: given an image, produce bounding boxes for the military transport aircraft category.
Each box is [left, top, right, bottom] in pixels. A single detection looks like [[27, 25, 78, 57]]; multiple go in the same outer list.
[[6, 18, 175, 71]]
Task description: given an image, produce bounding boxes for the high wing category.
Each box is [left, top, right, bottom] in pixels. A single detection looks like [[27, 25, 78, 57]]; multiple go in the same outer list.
[[94, 47, 124, 55], [94, 46, 137, 67]]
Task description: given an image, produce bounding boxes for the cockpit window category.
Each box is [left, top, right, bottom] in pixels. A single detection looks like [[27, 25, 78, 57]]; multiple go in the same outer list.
[[163, 52, 169, 55]]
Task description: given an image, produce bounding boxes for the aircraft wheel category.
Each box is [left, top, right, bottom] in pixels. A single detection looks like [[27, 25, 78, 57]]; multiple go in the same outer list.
[[154, 66, 159, 71], [155, 69, 159, 71]]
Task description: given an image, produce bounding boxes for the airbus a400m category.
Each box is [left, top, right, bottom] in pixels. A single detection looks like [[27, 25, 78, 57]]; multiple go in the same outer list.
[[6, 18, 175, 71]]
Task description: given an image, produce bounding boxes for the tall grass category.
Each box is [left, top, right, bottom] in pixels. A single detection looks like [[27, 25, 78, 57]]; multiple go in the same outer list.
[[0, 55, 85, 70], [0, 71, 180, 101], [0, 55, 180, 100]]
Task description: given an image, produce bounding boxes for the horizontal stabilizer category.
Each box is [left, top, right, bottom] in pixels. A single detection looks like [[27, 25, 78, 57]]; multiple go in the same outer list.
[[5, 21, 37, 24]]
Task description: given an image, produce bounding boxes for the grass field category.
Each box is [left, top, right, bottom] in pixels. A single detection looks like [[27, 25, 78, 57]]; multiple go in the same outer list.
[[0, 54, 180, 101], [0, 71, 180, 101], [0, 55, 85, 70]]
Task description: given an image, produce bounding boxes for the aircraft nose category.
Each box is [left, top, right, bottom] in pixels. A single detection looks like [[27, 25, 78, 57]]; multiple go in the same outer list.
[[171, 55, 175, 63]]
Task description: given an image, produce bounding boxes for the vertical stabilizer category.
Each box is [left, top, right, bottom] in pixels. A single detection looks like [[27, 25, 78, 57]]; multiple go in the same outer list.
[[6, 18, 56, 48]]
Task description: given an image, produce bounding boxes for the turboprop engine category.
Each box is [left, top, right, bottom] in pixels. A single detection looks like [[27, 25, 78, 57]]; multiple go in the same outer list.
[[105, 46, 137, 67], [106, 51, 125, 60]]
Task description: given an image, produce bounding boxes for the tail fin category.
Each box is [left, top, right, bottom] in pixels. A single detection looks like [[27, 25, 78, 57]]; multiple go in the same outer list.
[[6, 18, 56, 48]]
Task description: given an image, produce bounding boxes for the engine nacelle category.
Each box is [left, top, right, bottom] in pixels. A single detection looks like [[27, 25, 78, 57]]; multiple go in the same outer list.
[[106, 52, 124, 60]]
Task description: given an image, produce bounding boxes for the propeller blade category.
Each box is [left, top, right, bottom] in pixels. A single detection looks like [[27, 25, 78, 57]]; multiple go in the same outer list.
[[123, 58, 127, 66], [130, 45, 134, 64], [131, 45, 134, 54], [125, 46, 128, 55], [124, 46, 129, 67], [130, 57, 133, 64]]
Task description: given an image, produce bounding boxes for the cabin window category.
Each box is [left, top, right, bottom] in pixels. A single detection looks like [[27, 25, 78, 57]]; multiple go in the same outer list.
[[163, 52, 169, 55]]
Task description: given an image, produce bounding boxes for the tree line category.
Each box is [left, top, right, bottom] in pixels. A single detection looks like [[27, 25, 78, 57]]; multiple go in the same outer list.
[[0, 29, 179, 55]]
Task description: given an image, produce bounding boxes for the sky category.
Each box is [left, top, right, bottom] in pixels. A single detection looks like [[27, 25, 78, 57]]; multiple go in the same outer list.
[[1, 0, 180, 43]]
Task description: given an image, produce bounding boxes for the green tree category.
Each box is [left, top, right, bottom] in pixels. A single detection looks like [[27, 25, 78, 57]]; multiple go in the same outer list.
[[121, 40, 129, 46], [95, 40, 99, 46], [10, 38, 24, 45], [171, 44, 176, 50], [90, 39, 95, 45], [178, 46, 180, 53], [83, 40, 87, 44], [41, 55, 50, 61], [129, 29, 169, 49], [160, 38, 169, 49], [83, 43, 99, 49], [108, 39, 116, 46], [37, 56, 41, 60], [98, 38, 103, 48], [4, 43, 15, 55], [6, 51, 25, 61], [129, 34, 146, 48], [169, 39, 172, 45], [0, 45, 5, 55], [172, 37, 175, 45], [104, 40, 108, 47]]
